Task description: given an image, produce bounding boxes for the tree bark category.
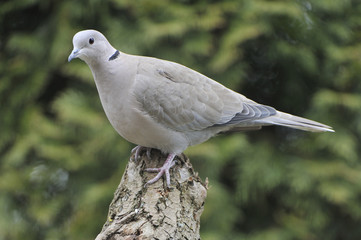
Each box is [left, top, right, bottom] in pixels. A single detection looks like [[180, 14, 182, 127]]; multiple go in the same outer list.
[[95, 150, 208, 240]]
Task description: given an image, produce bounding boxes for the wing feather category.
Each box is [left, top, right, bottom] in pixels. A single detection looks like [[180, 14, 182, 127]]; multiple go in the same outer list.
[[132, 57, 277, 132]]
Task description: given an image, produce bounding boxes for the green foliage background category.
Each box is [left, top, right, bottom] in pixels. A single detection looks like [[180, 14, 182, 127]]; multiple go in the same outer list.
[[1, 0, 361, 239]]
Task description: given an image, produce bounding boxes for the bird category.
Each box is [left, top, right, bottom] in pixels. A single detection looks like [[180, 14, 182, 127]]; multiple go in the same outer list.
[[68, 29, 333, 186]]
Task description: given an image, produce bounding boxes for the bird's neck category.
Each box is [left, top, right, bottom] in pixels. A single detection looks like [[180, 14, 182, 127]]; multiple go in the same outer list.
[[88, 52, 134, 106], [89, 62, 120, 95]]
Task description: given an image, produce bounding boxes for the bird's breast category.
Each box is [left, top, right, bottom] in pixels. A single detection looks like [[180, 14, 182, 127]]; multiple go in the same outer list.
[[101, 93, 189, 154]]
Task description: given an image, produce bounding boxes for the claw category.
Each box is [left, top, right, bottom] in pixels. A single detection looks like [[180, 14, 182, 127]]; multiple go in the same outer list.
[[145, 153, 176, 186]]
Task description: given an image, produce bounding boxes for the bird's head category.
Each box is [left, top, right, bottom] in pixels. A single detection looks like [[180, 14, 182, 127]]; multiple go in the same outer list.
[[68, 29, 115, 65]]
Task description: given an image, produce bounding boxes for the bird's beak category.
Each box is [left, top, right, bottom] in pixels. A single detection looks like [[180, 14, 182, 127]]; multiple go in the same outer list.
[[68, 49, 80, 62]]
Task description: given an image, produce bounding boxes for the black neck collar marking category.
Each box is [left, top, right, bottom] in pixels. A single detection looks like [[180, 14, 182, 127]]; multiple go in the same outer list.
[[109, 50, 120, 61]]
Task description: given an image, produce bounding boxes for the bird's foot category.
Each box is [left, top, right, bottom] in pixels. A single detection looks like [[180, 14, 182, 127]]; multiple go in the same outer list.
[[145, 153, 176, 187], [131, 146, 152, 161]]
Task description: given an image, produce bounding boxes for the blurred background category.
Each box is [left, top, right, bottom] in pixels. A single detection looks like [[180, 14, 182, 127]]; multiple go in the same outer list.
[[1, 0, 361, 239]]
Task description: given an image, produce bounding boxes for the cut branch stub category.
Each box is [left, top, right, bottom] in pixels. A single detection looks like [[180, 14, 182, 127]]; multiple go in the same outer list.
[[95, 150, 208, 240]]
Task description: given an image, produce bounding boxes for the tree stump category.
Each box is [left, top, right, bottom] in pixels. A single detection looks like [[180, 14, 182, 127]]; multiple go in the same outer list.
[[95, 150, 208, 240]]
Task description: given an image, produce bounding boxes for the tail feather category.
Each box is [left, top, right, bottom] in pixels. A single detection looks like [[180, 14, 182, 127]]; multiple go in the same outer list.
[[258, 111, 334, 132]]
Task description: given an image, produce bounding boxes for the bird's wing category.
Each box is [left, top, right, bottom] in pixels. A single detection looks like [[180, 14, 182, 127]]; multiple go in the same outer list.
[[132, 56, 276, 132]]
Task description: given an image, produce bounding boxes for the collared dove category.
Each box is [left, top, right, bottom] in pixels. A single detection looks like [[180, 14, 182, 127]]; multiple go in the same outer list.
[[68, 30, 333, 186]]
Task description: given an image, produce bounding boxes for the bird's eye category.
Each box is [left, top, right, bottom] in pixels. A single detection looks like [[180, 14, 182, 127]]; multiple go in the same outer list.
[[89, 38, 94, 44]]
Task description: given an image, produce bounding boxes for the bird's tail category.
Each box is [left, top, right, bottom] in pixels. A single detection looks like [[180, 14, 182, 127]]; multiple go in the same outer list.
[[259, 111, 334, 132]]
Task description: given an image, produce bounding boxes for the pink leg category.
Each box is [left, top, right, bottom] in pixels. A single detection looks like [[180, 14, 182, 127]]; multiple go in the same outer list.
[[146, 148, 152, 159], [131, 146, 143, 161], [131, 146, 152, 161], [145, 153, 176, 186]]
